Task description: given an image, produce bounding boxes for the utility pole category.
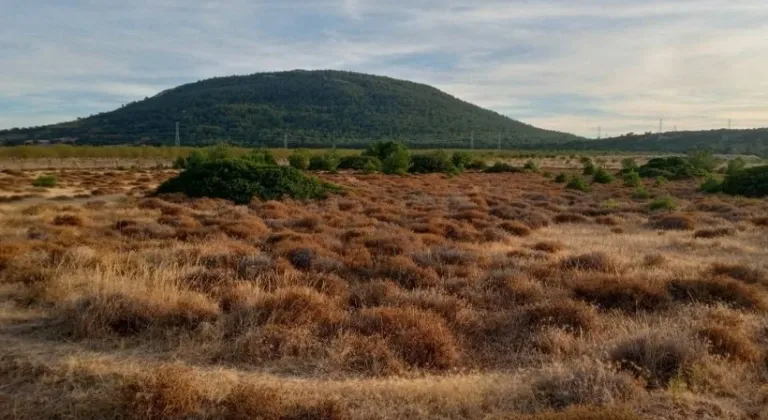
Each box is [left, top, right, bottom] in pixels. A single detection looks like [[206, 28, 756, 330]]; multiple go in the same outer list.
[[283, 133, 288, 150], [175, 122, 180, 147], [597, 126, 602, 140], [498, 132, 502, 150], [728, 119, 732, 130], [470, 130, 475, 150]]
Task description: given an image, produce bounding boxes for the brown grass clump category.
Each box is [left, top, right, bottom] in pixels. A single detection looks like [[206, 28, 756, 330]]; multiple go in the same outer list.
[[502, 406, 643, 420], [710, 263, 766, 285], [225, 325, 323, 363], [352, 307, 460, 370], [224, 287, 344, 333], [520, 300, 597, 334], [641, 253, 667, 268], [485, 270, 546, 307], [554, 213, 590, 224], [348, 280, 400, 308], [696, 326, 760, 363], [121, 365, 207, 420], [372, 256, 439, 290], [668, 278, 767, 311], [52, 214, 85, 227], [594, 216, 620, 226], [610, 333, 704, 389], [497, 221, 532, 237], [693, 227, 736, 239], [531, 241, 566, 254], [531, 361, 644, 411], [560, 252, 620, 273], [330, 333, 405, 376], [649, 214, 696, 231], [65, 292, 218, 338], [751, 216, 768, 227], [570, 276, 671, 313]]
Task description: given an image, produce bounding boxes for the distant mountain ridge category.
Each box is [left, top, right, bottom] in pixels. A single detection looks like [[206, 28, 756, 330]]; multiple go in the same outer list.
[[526, 128, 768, 157], [0, 70, 581, 148]]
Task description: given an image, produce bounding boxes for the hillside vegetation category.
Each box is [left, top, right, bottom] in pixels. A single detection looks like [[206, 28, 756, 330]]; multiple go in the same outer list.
[[0, 70, 579, 148]]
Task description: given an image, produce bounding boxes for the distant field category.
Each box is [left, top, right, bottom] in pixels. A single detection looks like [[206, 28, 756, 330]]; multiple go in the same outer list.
[[0, 145, 659, 170], [0, 166, 766, 419]]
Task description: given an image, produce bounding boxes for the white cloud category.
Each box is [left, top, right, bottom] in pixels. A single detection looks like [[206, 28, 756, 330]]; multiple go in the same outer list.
[[1, 0, 767, 136]]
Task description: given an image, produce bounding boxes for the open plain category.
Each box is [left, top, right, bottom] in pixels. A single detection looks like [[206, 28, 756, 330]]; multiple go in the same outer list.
[[1, 166, 767, 419]]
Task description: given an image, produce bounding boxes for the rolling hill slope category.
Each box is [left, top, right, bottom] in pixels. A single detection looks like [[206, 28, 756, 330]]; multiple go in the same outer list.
[[0, 70, 581, 148]]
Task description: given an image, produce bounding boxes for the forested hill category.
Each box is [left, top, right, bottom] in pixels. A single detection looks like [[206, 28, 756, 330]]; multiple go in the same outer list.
[[527, 129, 768, 157], [0, 70, 581, 148]]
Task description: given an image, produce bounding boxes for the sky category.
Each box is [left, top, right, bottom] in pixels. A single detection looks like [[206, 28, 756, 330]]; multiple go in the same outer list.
[[1, 0, 768, 137]]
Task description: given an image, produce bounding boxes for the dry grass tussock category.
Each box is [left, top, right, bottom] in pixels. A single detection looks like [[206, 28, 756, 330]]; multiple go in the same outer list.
[[0, 168, 767, 419]]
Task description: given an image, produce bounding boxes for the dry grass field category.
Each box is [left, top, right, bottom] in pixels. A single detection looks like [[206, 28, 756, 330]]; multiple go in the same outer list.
[[1, 167, 767, 419]]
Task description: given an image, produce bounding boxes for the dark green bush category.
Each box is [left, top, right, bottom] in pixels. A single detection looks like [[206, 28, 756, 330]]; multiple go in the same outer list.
[[451, 151, 473, 170], [32, 175, 58, 188], [554, 173, 568, 183], [308, 150, 341, 171], [637, 157, 708, 180], [566, 176, 590, 192], [409, 151, 457, 174], [466, 159, 488, 171], [485, 162, 523, 173], [363, 141, 409, 162], [583, 163, 596, 176], [337, 155, 382, 172], [156, 159, 339, 204], [721, 165, 768, 197], [725, 158, 746, 176], [699, 176, 722, 193], [364, 141, 411, 175], [288, 150, 311, 170], [592, 167, 614, 184]]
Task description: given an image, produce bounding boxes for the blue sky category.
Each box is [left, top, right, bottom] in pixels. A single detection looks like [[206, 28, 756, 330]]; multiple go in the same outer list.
[[1, 0, 767, 137]]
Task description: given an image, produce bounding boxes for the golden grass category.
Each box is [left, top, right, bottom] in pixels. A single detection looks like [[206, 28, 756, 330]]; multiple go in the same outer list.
[[0, 169, 767, 419]]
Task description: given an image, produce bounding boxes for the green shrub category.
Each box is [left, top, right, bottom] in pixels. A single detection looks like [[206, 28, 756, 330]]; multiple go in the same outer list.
[[523, 160, 540, 172], [623, 171, 641, 187], [592, 167, 614, 184], [725, 158, 747, 176], [451, 151, 474, 170], [363, 141, 409, 162], [632, 187, 650, 200], [156, 158, 339, 204], [637, 157, 707, 180], [699, 176, 723, 193], [243, 149, 278, 166], [621, 158, 639, 173], [688, 150, 722, 173], [337, 155, 382, 172], [649, 196, 676, 211], [632, 187, 651, 200], [410, 151, 457, 174], [721, 165, 768, 197], [566, 176, 590, 192], [32, 175, 58, 188], [288, 150, 311, 170], [363, 141, 411, 175], [654, 176, 668, 187], [466, 159, 488, 171], [382, 148, 411, 175], [554, 173, 568, 183], [583, 163, 596, 176], [485, 162, 523, 173], [308, 150, 341, 171]]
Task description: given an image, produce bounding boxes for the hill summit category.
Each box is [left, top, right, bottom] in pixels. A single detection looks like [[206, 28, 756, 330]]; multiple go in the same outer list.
[[0, 70, 581, 148]]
